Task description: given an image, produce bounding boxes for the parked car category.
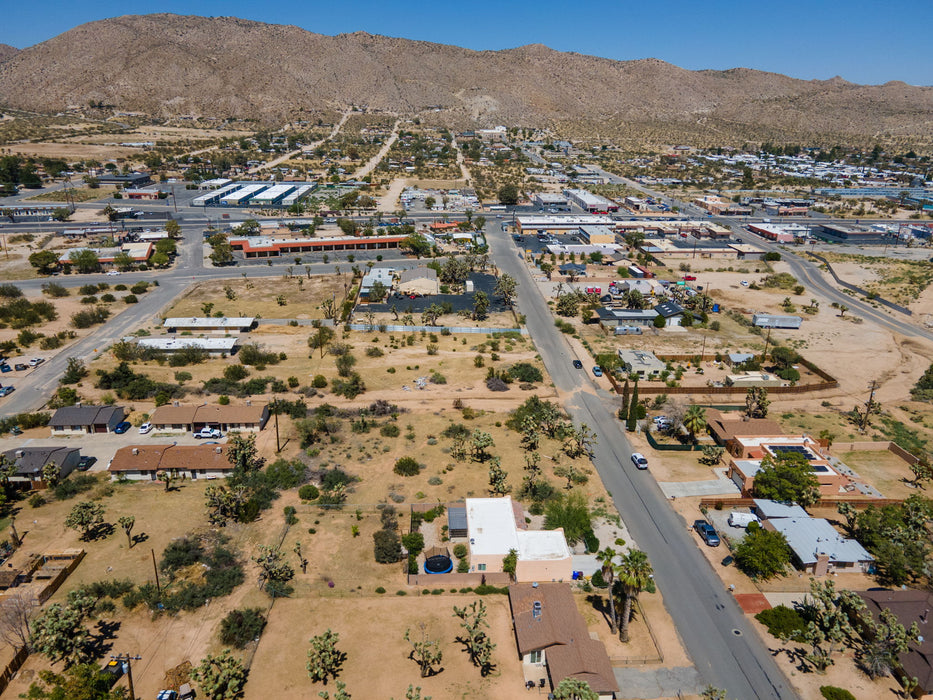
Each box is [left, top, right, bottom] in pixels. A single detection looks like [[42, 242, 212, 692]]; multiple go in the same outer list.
[[630, 452, 649, 470], [693, 520, 721, 547], [77, 456, 96, 472], [9, 426, 23, 436], [592, 366, 603, 377], [13, 364, 27, 371], [0, 386, 14, 397], [740, 280, 749, 287], [195, 427, 222, 439], [572, 360, 583, 369], [682, 275, 697, 281], [28, 358, 44, 367], [0, 364, 10, 373], [138, 422, 153, 435], [113, 421, 132, 434], [728, 511, 760, 528]]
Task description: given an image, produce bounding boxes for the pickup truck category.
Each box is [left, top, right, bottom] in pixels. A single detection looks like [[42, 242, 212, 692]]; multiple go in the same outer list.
[[194, 427, 222, 439]]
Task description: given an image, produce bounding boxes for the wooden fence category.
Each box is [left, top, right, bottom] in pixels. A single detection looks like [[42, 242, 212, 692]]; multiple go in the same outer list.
[[698, 497, 904, 510], [829, 440, 921, 466], [0, 646, 29, 697]]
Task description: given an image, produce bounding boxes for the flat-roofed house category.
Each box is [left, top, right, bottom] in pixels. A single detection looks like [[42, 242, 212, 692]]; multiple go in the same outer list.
[[162, 317, 255, 333], [49, 405, 125, 435], [509, 583, 618, 699], [466, 497, 572, 583]]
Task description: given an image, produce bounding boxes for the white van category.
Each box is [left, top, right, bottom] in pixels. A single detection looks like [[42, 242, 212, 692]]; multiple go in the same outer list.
[[728, 511, 759, 528]]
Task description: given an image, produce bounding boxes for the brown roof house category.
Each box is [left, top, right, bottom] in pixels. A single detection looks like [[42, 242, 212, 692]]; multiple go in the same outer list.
[[149, 402, 269, 433], [108, 444, 232, 481], [509, 582, 618, 699], [858, 589, 933, 696], [49, 405, 125, 435]]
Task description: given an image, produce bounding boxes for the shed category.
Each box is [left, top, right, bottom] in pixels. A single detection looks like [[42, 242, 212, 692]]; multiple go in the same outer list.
[[752, 314, 803, 329]]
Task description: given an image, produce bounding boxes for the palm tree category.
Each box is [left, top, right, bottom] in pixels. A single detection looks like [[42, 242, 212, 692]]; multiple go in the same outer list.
[[683, 404, 707, 443], [595, 540, 625, 633], [616, 549, 654, 642]]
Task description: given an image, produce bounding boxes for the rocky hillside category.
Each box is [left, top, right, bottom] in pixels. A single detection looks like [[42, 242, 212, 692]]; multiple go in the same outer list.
[[0, 14, 930, 142], [0, 44, 19, 64]]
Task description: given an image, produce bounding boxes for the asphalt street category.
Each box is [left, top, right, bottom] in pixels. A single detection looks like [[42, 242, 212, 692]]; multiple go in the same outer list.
[[486, 219, 797, 699]]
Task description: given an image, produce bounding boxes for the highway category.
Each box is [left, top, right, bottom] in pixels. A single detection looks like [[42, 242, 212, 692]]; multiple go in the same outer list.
[[485, 220, 797, 699]]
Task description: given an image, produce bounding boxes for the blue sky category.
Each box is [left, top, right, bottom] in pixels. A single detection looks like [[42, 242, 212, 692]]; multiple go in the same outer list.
[[2, 1, 931, 86]]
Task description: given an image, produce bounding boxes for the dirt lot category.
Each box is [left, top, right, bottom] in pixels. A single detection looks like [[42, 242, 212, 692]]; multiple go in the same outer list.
[[163, 276, 347, 321]]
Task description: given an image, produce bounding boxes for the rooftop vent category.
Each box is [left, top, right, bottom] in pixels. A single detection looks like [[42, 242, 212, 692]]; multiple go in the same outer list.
[[532, 601, 542, 621], [215, 447, 222, 454], [132, 448, 139, 456]]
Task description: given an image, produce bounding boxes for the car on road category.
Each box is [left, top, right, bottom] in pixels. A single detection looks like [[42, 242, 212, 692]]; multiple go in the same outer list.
[[572, 360, 583, 369], [14, 364, 27, 371], [682, 275, 697, 281], [113, 421, 132, 434], [28, 358, 44, 367], [631, 452, 649, 470], [106, 270, 121, 276], [195, 427, 222, 439], [138, 422, 153, 435], [740, 280, 749, 287], [592, 366, 603, 377], [77, 456, 96, 471], [0, 386, 14, 397], [693, 520, 721, 547]]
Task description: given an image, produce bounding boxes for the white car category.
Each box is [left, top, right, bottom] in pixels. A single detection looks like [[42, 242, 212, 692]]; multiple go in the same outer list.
[[631, 453, 649, 470], [106, 270, 121, 276], [28, 358, 44, 367], [740, 280, 749, 287], [138, 422, 152, 435]]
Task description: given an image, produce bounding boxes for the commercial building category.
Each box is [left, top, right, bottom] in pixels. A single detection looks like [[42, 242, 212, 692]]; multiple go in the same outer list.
[[220, 184, 268, 206], [228, 234, 404, 257], [280, 184, 316, 208], [49, 405, 125, 436], [515, 215, 614, 234], [59, 242, 153, 266], [752, 314, 803, 329], [617, 349, 666, 378], [509, 583, 619, 699], [123, 187, 164, 200], [577, 225, 617, 245], [192, 183, 241, 207], [108, 444, 233, 481], [693, 195, 752, 216], [149, 402, 269, 434], [249, 184, 295, 206], [465, 497, 572, 583], [162, 317, 255, 333], [97, 172, 151, 187], [814, 223, 888, 244], [564, 189, 618, 213], [136, 337, 239, 356], [532, 192, 571, 211]]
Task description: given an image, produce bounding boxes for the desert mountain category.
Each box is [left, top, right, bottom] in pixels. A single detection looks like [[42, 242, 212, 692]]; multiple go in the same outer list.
[[0, 14, 931, 142], [0, 44, 19, 64]]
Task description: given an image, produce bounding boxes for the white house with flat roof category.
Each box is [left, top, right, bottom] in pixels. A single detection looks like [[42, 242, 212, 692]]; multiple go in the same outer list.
[[137, 337, 238, 355], [466, 497, 572, 582]]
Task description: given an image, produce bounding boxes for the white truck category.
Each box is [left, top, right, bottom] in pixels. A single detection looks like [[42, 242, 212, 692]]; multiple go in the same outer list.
[[194, 427, 222, 439], [728, 511, 759, 528]]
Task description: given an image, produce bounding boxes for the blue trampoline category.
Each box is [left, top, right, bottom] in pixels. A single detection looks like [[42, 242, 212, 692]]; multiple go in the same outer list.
[[424, 554, 453, 574]]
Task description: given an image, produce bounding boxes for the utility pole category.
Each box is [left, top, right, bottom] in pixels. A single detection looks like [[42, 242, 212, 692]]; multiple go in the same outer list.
[[111, 653, 141, 700], [273, 395, 281, 453], [761, 325, 773, 363], [150, 549, 161, 595], [860, 380, 880, 432]]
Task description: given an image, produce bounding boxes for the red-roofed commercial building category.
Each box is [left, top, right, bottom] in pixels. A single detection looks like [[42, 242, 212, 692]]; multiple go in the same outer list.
[[229, 235, 405, 258]]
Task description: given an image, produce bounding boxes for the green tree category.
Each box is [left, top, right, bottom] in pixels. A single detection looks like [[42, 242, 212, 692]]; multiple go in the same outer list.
[[626, 381, 639, 432], [752, 452, 820, 506], [472, 290, 489, 321], [596, 541, 625, 633], [683, 404, 707, 442], [555, 292, 580, 317], [734, 525, 791, 579], [493, 274, 517, 308], [307, 629, 345, 684], [112, 252, 134, 272], [227, 433, 265, 475], [543, 492, 591, 546], [165, 219, 181, 238], [118, 515, 135, 549], [421, 303, 444, 326], [745, 387, 770, 419], [452, 600, 496, 676], [793, 579, 865, 673], [192, 650, 248, 700], [552, 678, 598, 700], [64, 501, 105, 540], [308, 325, 336, 358], [701, 686, 727, 700], [488, 457, 509, 496], [470, 430, 495, 462], [616, 549, 655, 642], [29, 601, 89, 666], [857, 608, 919, 679], [501, 548, 517, 581], [29, 250, 61, 275], [497, 183, 519, 205], [68, 249, 99, 274]]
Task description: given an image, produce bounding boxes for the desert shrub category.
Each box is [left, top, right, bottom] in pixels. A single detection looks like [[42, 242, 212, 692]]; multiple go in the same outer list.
[[265, 459, 307, 490], [174, 371, 192, 383], [394, 456, 421, 476], [486, 377, 509, 392], [28, 493, 45, 508], [287, 376, 299, 388], [224, 364, 249, 381], [331, 372, 366, 399], [453, 543, 468, 558], [366, 346, 384, 357], [429, 371, 447, 384], [755, 605, 806, 641], [508, 362, 543, 383], [78, 284, 100, 296], [321, 467, 352, 491], [239, 343, 280, 366], [373, 529, 402, 563], [380, 423, 400, 437], [401, 532, 425, 556], [219, 608, 267, 649], [53, 474, 97, 501], [123, 294, 138, 304], [819, 688, 856, 700], [130, 282, 149, 295], [71, 307, 110, 329], [408, 554, 419, 574], [299, 484, 319, 501], [42, 282, 69, 298], [312, 374, 328, 388]]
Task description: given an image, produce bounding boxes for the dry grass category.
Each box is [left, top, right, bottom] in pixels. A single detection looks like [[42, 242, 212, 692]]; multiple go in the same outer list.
[[26, 186, 116, 203]]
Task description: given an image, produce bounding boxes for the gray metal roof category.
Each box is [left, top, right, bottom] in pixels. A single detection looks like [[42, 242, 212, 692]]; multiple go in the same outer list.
[[2, 446, 79, 477], [768, 517, 873, 566], [753, 499, 809, 520], [447, 506, 467, 532]]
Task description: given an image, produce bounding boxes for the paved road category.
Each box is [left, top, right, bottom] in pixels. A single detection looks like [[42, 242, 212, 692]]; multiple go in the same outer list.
[[485, 220, 796, 699]]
